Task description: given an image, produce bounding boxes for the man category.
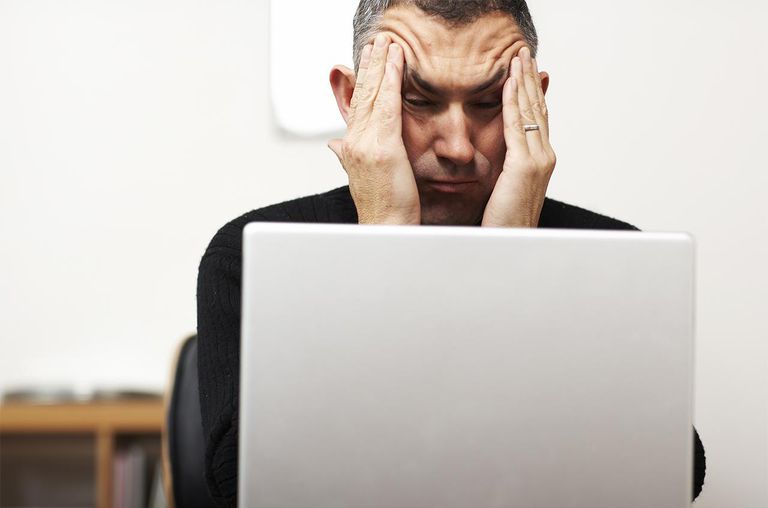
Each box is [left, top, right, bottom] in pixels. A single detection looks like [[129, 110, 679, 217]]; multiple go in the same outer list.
[[197, 1, 706, 505]]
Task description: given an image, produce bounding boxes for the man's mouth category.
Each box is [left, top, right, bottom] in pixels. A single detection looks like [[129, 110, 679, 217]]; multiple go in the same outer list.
[[421, 179, 478, 193]]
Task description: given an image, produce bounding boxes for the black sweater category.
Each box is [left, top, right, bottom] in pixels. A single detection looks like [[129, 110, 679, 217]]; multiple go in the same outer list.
[[196, 185, 706, 506]]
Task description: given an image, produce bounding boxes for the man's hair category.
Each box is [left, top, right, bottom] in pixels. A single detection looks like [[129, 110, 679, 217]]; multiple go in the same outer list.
[[352, 0, 539, 72]]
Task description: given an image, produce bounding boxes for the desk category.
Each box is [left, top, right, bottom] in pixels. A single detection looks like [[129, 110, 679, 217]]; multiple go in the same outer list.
[[0, 400, 164, 508]]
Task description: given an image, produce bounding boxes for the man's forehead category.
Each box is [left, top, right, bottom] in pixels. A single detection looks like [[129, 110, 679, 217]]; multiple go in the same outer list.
[[379, 5, 526, 94]]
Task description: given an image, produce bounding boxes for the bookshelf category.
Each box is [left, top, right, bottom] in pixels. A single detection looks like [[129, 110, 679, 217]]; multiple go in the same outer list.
[[0, 400, 165, 508]]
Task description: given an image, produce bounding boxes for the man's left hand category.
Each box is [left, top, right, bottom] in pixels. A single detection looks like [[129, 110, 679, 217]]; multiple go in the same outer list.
[[482, 46, 556, 228]]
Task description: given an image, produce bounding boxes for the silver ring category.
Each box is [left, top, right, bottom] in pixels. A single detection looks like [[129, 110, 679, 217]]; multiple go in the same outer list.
[[524, 124, 540, 132]]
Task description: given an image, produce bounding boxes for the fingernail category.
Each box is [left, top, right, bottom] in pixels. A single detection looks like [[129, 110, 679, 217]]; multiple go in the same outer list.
[[387, 43, 400, 62], [520, 46, 530, 59], [361, 44, 373, 64], [512, 57, 522, 75], [374, 33, 388, 48]]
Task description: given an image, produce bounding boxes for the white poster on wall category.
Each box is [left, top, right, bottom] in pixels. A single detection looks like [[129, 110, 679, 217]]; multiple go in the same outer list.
[[270, 0, 359, 137]]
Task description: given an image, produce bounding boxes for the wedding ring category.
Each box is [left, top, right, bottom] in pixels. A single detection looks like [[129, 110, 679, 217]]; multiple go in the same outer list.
[[524, 124, 540, 132]]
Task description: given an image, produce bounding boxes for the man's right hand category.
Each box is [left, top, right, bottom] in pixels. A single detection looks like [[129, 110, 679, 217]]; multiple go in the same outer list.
[[329, 34, 421, 225]]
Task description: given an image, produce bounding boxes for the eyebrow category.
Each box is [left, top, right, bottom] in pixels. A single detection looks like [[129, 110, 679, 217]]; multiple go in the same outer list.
[[405, 66, 507, 95]]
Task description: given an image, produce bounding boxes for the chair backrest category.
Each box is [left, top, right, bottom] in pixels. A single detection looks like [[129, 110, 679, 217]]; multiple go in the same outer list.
[[165, 335, 217, 508]]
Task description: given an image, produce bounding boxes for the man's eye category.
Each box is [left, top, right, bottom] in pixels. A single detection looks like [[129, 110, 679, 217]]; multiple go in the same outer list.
[[473, 101, 502, 110], [404, 97, 433, 107]]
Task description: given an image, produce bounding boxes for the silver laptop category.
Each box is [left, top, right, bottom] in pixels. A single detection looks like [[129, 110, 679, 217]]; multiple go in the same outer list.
[[240, 224, 694, 508]]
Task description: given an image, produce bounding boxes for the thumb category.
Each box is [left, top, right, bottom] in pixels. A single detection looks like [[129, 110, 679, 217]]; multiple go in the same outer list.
[[327, 139, 347, 173]]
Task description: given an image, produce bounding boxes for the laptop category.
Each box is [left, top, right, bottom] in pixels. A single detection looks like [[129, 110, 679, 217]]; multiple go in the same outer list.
[[240, 223, 694, 508]]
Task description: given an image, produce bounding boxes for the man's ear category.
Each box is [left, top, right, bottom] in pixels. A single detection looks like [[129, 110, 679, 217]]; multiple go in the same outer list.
[[330, 65, 357, 126], [539, 71, 550, 95]]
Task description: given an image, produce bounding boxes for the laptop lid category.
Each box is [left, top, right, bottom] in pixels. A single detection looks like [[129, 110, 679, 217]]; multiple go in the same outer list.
[[240, 224, 694, 508]]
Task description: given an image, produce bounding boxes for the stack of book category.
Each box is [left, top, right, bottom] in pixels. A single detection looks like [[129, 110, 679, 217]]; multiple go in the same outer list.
[[113, 446, 166, 508]]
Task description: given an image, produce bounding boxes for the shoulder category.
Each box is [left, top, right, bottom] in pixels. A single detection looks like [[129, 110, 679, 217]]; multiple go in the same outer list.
[[202, 186, 357, 257], [200, 190, 638, 261], [540, 197, 639, 231]]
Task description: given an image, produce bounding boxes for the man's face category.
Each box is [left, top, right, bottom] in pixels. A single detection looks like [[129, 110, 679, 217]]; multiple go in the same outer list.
[[378, 6, 529, 225]]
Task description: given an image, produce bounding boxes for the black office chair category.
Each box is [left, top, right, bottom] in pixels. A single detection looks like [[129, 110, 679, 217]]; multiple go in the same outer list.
[[165, 335, 217, 508]]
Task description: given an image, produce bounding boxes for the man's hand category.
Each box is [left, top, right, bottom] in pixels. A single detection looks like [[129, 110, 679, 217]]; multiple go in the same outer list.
[[329, 35, 421, 225], [482, 47, 557, 228]]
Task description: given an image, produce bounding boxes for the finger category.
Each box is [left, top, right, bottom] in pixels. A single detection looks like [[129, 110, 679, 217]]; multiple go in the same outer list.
[[502, 71, 529, 157], [349, 44, 373, 120], [530, 56, 551, 142], [514, 53, 544, 154], [328, 139, 349, 175], [520, 47, 548, 147], [371, 43, 404, 135], [328, 138, 344, 166], [352, 33, 391, 127]]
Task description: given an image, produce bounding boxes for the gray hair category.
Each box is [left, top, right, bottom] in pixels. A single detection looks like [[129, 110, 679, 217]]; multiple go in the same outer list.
[[352, 0, 539, 72]]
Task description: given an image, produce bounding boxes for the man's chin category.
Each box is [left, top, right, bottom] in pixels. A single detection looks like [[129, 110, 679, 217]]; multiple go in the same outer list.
[[420, 205, 484, 226]]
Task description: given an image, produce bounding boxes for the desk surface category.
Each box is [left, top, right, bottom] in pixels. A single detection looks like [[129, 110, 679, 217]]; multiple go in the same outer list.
[[0, 400, 164, 433]]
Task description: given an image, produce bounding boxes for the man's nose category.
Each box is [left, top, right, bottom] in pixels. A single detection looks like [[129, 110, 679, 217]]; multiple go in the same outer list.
[[433, 105, 475, 168]]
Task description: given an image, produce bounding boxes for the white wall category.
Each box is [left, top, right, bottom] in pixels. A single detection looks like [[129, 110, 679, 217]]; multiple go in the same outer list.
[[0, 1, 765, 506]]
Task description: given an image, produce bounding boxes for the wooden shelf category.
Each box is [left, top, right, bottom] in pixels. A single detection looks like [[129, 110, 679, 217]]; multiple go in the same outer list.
[[0, 400, 165, 508], [0, 400, 164, 433]]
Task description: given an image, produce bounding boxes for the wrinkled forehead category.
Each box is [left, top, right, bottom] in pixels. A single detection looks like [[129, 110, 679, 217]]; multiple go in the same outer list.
[[378, 5, 527, 94]]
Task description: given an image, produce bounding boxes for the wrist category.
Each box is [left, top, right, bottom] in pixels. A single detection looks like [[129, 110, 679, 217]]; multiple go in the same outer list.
[[481, 207, 542, 229], [357, 207, 420, 225], [481, 218, 538, 229], [358, 213, 421, 226]]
